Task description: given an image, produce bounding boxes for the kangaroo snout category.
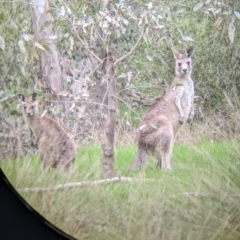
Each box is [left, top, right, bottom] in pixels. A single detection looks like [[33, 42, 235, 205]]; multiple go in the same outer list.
[[182, 68, 188, 73]]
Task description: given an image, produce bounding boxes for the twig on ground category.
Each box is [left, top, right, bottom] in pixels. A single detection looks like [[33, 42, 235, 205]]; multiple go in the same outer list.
[[17, 177, 240, 199], [17, 176, 157, 192]]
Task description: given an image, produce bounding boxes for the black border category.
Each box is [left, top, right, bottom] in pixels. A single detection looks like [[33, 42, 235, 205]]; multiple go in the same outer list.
[[0, 168, 77, 240]]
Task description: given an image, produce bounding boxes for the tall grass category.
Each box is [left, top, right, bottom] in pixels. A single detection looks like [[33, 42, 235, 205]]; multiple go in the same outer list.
[[1, 141, 240, 240]]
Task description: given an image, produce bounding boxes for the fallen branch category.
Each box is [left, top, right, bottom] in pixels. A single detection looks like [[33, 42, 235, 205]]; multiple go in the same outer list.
[[17, 176, 157, 192], [17, 178, 240, 199]]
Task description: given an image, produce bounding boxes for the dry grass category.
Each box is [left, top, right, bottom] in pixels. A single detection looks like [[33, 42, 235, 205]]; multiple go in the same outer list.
[[114, 108, 240, 148]]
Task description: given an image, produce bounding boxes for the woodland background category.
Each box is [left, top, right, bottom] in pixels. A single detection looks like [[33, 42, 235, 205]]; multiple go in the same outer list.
[[1, 1, 240, 240]]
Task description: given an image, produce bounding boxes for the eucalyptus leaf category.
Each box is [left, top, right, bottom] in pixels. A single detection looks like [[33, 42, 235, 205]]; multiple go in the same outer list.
[[228, 22, 235, 43], [60, 6, 65, 16], [177, 28, 194, 42], [213, 17, 223, 29], [22, 34, 32, 42], [74, 95, 81, 101], [0, 36, 5, 51], [34, 42, 46, 51], [207, 7, 217, 16], [20, 66, 26, 77], [67, 7, 72, 14], [123, 18, 129, 26], [115, 29, 121, 38], [0, 96, 9, 103], [183, 36, 194, 42], [102, 20, 109, 29], [82, 93, 89, 98], [49, 36, 58, 40], [222, 10, 232, 16], [234, 11, 240, 19], [70, 36, 74, 51], [121, 26, 126, 34], [148, 2, 153, 10], [154, 24, 164, 29], [193, 2, 204, 12], [33, 51, 39, 60], [58, 91, 69, 97], [42, 42, 53, 53], [117, 73, 127, 79], [205, 0, 212, 5], [147, 55, 153, 61], [64, 33, 70, 38], [18, 39, 26, 53]]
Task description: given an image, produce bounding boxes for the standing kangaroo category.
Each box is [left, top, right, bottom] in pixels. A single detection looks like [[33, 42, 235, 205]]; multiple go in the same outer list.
[[128, 46, 195, 170], [18, 93, 76, 173]]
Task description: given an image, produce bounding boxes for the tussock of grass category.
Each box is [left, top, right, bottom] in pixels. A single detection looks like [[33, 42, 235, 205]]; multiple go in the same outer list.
[[1, 141, 240, 240]]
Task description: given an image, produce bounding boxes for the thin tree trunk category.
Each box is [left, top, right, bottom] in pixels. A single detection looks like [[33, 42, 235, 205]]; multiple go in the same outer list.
[[102, 46, 116, 178], [31, 0, 61, 95]]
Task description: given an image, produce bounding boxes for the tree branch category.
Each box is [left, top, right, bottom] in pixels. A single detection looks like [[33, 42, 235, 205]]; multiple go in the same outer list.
[[71, 18, 102, 63], [113, 27, 145, 67]]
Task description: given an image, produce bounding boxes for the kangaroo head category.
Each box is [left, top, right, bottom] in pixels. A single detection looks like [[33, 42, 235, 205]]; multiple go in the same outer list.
[[18, 93, 39, 117], [172, 46, 194, 77]]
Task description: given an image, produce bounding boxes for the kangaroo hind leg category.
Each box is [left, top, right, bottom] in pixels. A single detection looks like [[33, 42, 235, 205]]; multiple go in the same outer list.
[[155, 126, 174, 170], [161, 145, 173, 170], [127, 146, 149, 171]]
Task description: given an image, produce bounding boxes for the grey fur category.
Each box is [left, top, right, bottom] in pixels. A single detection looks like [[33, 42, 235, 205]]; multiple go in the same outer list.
[[18, 93, 76, 173], [128, 47, 195, 170]]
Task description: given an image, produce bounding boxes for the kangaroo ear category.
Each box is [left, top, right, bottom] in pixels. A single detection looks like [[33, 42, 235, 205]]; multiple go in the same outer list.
[[172, 48, 182, 60], [32, 93, 37, 102], [18, 94, 25, 102], [186, 46, 194, 58]]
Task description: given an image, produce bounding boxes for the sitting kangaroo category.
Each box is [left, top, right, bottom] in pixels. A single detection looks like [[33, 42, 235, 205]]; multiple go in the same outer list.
[[128, 46, 195, 170], [18, 93, 76, 173]]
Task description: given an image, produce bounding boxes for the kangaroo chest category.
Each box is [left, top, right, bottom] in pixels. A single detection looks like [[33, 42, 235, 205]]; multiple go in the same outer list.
[[26, 116, 42, 137], [180, 80, 194, 117]]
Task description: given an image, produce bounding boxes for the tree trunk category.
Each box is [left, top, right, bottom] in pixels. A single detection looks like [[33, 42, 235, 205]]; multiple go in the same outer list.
[[31, 0, 61, 95], [102, 46, 116, 178]]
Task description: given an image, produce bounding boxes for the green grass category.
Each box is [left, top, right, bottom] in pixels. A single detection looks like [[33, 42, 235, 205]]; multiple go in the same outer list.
[[1, 141, 240, 240]]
